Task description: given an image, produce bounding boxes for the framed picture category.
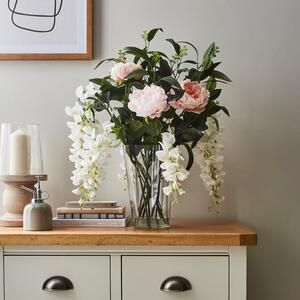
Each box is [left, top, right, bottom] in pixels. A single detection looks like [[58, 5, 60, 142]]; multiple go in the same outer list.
[[0, 0, 93, 60]]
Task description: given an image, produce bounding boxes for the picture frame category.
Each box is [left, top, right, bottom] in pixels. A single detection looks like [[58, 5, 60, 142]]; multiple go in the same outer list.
[[0, 0, 93, 60]]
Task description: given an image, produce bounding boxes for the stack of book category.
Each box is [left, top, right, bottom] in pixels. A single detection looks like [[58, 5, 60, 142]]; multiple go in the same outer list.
[[52, 201, 127, 227]]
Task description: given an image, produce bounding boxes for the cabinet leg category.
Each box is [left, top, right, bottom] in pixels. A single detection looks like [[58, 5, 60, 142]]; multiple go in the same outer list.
[[229, 246, 247, 300]]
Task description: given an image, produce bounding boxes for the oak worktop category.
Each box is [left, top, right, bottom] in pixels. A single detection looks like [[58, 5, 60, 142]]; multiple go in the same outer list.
[[0, 220, 257, 246]]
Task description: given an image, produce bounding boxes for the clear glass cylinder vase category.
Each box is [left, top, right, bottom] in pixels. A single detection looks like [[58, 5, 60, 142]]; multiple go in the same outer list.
[[0, 123, 44, 176], [123, 145, 170, 229]]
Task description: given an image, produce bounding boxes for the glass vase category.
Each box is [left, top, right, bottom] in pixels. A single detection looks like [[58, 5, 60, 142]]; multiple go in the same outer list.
[[0, 123, 44, 176], [123, 144, 171, 229]]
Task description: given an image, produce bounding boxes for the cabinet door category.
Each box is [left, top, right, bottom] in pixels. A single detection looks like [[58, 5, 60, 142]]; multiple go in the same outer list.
[[122, 256, 228, 300], [5, 255, 110, 300]]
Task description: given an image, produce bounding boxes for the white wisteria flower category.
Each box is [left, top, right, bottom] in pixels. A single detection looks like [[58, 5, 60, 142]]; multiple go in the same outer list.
[[193, 116, 225, 212], [75, 82, 97, 104], [156, 132, 189, 204], [65, 83, 119, 206]]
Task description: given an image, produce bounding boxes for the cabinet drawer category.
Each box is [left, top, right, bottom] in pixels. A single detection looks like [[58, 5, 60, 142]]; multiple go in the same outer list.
[[122, 256, 228, 300], [4, 255, 110, 300]]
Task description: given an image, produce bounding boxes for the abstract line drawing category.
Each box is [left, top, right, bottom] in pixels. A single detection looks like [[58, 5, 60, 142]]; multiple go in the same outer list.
[[7, 0, 63, 33]]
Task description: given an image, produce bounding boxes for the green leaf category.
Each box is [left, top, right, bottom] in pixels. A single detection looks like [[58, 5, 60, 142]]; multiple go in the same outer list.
[[128, 120, 145, 141], [187, 68, 202, 81], [221, 106, 230, 116], [209, 89, 222, 101], [178, 41, 199, 61], [182, 112, 208, 132], [160, 80, 171, 94], [129, 81, 145, 89], [163, 107, 176, 119], [203, 42, 216, 57], [141, 60, 149, 70], [203, 102, 229, 117], [211, 70, 232, 82], [145, 120, 163, 136], [143, 136, 159, 145], [101, 84, 125, 101], [211, 62, 222, 69], [130, 120, 144, 132], [160, 76, 182, 89], [193, 120, 208, 133], [181, 60, 198, 65], [166, 38, 181, 55], [206, 77, 217, 91], [173, 87, 185, 101], [186, 62, 222, 82], [98, 92, 110, 103], [202, 102, 221, 116], [123, 46, 149, 61], [89, 78, 110, 86], [148, 51, 169, 59], [125, 69, 149, 80], [111, 115, 121, 127], [94, 58, 118, 70], [117, 107, 131, 124], [202, 42, 219, 70], [147, 28, 163, 42], [167, 94, 175, 101], [199, 62, 222, 81], [159, 59, 172, 77], [183, 144, 194, 171], [179, 127, 202, 144], [89, 78, 103, 86], [202, 43, 215, 65]]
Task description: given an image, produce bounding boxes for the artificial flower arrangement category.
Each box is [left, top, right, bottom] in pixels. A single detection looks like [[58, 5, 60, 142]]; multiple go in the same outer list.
[[66, 28, 230, 228]]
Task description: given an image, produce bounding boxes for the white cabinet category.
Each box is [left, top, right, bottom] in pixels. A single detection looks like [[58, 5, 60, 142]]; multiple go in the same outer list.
[[0, 246, 247, 300], [4, 255, 110, 300], [0, 221, 255, 300], [122, 255, 229, 300]]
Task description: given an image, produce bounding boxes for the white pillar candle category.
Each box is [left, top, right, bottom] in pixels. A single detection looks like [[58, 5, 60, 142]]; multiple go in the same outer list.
[[9, 129, 31, 175]]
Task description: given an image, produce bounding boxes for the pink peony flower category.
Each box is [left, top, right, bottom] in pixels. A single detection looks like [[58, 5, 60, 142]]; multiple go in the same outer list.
[[128, 85, 168, 119], [170, 79, 209, 113], [111, 62, 141, 82]]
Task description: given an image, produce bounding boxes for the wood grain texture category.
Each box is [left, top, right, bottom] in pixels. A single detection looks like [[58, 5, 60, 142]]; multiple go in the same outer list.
[[0, 0, 93, 61], [0, 221, 257, 246]]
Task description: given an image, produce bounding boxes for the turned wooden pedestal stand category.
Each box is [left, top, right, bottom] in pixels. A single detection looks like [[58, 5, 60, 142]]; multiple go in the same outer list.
[[0, 175, 47, 227]]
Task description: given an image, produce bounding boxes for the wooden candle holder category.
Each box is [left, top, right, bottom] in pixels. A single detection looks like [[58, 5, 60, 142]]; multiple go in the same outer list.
[[0, 175, 47, 227]]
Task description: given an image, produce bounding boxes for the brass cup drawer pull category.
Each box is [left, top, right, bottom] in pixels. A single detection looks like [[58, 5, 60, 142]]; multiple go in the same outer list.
[[160, 276, 192, 292], [42, 276, 74, 292]]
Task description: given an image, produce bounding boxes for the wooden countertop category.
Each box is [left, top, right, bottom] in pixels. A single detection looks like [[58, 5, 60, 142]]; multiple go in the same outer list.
[[0, 221, 257, 246]]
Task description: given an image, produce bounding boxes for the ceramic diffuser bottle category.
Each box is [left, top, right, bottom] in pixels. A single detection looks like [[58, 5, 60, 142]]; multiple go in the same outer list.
[[21, 176, 52, 231]]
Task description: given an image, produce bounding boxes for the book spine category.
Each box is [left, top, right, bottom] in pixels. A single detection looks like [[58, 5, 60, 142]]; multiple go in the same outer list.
[[57, 207, 125, 214], [57, 213, 125, 219], [66, 201, 117, 208], [53, 218, 126, 227], [81, 214, 99, 219]]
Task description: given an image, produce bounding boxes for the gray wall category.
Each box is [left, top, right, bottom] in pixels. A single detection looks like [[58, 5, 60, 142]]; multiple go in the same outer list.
[[0, 0, 299, 299]]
